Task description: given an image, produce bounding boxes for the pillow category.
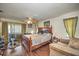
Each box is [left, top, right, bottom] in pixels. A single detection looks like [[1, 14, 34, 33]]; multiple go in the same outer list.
[[43, 30, 48, 33], [68, 38, 79, 50], [60, 39, 69, 44], [38, 30, 43, 34], [53, 37, 60, 43]]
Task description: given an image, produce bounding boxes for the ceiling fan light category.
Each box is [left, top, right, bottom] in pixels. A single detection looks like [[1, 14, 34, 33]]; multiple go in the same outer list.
[[27, 20, 32, 24]]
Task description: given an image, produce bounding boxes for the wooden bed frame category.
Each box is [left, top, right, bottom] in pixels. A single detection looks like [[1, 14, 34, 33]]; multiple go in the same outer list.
[[21, 26, 52, 55]]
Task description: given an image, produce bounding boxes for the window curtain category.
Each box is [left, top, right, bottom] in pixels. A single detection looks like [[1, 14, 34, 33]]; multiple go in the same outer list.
[[2, 22, 8, 44], [8, 23, 22, 34], [64, 17, 78, 38], [8, 23, 22, 43], [21, 24, 26, 34]]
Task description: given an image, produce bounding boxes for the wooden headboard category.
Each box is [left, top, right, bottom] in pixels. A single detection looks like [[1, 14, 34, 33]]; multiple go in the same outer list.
[[38, 26, 52, 34]]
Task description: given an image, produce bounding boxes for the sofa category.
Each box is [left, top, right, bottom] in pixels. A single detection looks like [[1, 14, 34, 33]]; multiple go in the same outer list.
[[50, 38, 79, 56]]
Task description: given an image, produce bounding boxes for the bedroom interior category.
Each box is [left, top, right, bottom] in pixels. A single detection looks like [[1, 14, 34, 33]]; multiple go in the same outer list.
[[0, 3, 79, 56]]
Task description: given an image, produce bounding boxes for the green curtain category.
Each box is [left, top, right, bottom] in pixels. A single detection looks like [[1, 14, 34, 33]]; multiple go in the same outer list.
[[64, 17, 78, 38], [2, 22, 8, 44]]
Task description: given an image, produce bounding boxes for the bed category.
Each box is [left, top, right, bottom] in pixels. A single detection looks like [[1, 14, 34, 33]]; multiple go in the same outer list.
[[21, 26, 52, 55]]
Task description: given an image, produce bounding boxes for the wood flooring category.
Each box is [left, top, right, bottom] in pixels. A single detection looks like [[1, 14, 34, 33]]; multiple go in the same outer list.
[[5, 44, 49, 56], [29, 44, 50, 56]]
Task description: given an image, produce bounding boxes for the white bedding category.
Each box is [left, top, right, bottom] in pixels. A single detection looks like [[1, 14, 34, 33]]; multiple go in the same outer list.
[[24, 33, 51, 46]]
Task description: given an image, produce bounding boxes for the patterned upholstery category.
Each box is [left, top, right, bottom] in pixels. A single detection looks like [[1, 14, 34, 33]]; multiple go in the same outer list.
[[8, 34, 16, 49], [0, 36, 5, 49]]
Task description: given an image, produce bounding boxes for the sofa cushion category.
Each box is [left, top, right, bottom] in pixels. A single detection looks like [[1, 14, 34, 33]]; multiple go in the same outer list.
[[68, 38, 79, 50]]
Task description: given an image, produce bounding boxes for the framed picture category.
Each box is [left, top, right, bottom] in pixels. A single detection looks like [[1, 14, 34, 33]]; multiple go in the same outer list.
[[44, 21, 50, 27]]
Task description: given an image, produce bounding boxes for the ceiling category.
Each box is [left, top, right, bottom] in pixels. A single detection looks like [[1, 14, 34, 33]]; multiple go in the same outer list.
[[0, 3, 79, 20]]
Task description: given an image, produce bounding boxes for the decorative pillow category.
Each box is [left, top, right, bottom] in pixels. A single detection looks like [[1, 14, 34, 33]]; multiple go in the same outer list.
[[60, 39, 70, 44], [38, 30, 43, 34], [68, 38, 79, 50], [43, 30, 49, 33], [53, 37, 60, 43]]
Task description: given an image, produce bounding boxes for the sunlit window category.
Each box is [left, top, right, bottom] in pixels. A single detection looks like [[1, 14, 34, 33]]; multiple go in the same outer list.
[[8, 23, 22, 34]]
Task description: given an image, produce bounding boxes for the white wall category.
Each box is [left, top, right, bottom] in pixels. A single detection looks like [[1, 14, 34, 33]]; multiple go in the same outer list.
[[38, 11, 79, 39]]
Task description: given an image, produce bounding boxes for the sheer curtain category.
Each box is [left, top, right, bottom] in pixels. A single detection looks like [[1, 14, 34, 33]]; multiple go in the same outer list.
[[64, 17, 78, 38], [8, 23, 22, 44], [8, 23, 22, 34]]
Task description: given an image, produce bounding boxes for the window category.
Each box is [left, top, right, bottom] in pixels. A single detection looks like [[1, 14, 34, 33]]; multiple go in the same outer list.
[[63, 17, 78, 38], [8, 23, 22, 34], [14, 24, 21, 34]]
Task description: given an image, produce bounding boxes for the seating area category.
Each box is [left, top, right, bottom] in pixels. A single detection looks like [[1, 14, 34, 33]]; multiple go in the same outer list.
[[50, 42, 79, 56]]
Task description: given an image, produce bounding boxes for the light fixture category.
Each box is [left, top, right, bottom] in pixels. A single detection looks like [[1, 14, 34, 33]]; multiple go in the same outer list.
[[27, 20, 32, 24], [27, 17, 33, 24], [28, 17, 32, 20]]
